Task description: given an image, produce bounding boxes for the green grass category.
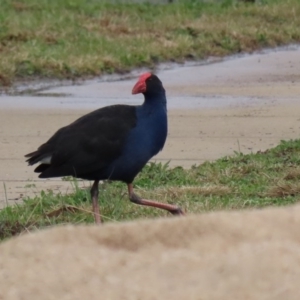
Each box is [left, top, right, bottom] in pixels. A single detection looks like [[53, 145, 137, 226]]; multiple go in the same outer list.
[[0, 0, 300, 86], [1, 139, 300, 241]]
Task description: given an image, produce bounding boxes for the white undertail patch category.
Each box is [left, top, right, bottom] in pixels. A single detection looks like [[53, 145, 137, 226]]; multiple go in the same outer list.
[[39, 156, 52, 164]]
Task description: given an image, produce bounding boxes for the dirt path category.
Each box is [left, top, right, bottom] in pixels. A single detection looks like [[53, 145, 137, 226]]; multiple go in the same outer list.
[[1, 46, 300, 207]]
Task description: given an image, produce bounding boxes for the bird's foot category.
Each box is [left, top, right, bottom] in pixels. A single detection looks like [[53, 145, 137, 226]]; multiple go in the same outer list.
[[170, 207, 185, 216]]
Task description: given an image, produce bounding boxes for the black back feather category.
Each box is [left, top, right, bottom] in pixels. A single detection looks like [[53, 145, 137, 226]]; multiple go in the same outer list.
[[25, 105, 137, 178]]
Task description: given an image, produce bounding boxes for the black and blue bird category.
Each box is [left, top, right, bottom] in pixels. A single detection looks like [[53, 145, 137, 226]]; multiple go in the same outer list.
[[25, 73, 184, 223]]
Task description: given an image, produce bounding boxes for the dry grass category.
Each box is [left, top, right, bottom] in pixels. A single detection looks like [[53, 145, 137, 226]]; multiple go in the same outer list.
[[284, 168, 300, 180], [144, 185, 232, 200], [0, 0, 300, 86], [267, 182, 300, 198]]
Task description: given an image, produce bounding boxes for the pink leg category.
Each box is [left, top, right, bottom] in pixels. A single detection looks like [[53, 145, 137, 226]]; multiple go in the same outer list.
[[127, 183, 185, 215]]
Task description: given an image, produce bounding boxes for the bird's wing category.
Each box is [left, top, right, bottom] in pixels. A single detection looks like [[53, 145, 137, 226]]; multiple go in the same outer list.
[[25, 105, 137, 177]]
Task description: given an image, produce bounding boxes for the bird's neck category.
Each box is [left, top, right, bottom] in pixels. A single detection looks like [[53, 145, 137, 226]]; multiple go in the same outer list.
[[143, 91, 167, 108]]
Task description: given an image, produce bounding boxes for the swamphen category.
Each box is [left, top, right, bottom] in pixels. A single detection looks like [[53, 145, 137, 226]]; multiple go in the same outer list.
[[25, 73, 184, 224]]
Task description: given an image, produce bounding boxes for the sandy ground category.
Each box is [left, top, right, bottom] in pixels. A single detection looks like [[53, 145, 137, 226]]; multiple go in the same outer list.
[[1, 204, 300, 300], [1, 46, 300, 207]]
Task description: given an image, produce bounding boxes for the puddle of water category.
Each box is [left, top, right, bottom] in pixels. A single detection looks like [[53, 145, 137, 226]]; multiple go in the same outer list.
[[2, 44, 299, 96], [1, 44, 299, 110], [0, 95, 261, 110]]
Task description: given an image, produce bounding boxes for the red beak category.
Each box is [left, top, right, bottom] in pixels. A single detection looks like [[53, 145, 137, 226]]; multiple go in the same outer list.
[[132, 80, 146, 94]]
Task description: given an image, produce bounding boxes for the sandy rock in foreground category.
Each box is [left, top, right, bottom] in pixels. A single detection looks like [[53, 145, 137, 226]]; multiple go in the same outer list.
[[1, 205, 300, 300]]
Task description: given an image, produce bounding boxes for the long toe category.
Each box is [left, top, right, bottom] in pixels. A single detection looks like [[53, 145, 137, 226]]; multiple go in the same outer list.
[[171, 207, 185, 216]]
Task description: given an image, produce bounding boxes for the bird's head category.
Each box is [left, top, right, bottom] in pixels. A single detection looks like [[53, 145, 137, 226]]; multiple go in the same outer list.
[[132, 72, 164, 95]]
